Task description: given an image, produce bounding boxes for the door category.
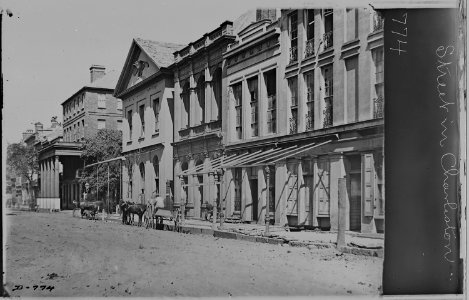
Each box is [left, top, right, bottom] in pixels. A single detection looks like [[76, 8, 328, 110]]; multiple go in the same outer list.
[[286, 163, 298, 215], [317, 159, 330, 215], [350, 173, 361, 231], [250, 179, 258, 221]]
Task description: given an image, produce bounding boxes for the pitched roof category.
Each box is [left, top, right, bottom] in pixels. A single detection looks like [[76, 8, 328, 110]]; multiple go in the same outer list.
[[134, 38, 185, 68]]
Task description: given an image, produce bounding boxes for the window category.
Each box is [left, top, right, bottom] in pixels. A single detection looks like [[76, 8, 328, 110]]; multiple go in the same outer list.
[[305, 9, 315, 58], [181, 162, 188, 205], [322, 65, 333, 127], [182, 83, 190, 128], [117, 99, 123, 111], [286, 163, 299, 215], [98, 119, 106, 130], [372, 47, 384, 118], [233, 83, 243, 140], [212, 69, 222, 121], [81, 95, 84, 110], [372, 10, 384, 32], [127, 109, 133, 139], [322, 9, 334, 49], [345, 57, 359, 122], [73, 124, 76, 141], [248, 77, 258, 137], [317, 159, 330, 215], [82, 120, 85, 138], [153, 156, 159, 196], [139, 104, 145, 137], [288, 77, 298, 134], [139, 162, 145, 203], [197, 76, 205, 125], [98, 94, 106, 109], [117, 120, 123, 131], [265, 69, 277, 134], [305, 71, 315, 130], [234, 168, 242, 213], [289, 11, 298, 63], [152, 98, 160, 132]]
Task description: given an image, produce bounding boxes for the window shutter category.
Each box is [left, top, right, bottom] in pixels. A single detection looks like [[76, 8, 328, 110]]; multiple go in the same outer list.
[[317, 159, 330, 215], [363, 153, 375, 217]]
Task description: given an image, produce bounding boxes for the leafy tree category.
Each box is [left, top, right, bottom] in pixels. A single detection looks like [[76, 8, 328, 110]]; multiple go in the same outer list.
[[7, 142, 40, 204], [79, 129, 122, 212]]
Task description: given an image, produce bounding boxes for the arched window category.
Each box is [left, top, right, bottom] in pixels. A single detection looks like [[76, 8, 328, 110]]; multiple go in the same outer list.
[[196, 160, 204, 210], [212, 68, 222, 121], [139, 162, 145, 202], [153, 156, 159, 196], [181, 162, 189, 204], [197, 75, 205, 125], [182, 82, 191, 128]]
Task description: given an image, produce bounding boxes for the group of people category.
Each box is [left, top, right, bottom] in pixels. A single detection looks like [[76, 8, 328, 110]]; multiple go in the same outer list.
[[119, 195, 165, 229]]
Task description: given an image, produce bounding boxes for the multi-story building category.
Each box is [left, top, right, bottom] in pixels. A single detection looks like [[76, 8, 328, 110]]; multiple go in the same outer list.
[[221, 8, 384, 233], [36, 66, 120, 210], [114, 38, 184, 206]]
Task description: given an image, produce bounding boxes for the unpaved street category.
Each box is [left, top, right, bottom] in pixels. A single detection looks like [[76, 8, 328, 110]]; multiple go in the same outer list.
[[4, 210, 383, 297]]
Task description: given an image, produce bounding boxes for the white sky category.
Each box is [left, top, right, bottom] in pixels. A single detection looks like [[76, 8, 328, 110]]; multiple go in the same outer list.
[[2, 0, 259, 144], [2, 0, 457, 144]]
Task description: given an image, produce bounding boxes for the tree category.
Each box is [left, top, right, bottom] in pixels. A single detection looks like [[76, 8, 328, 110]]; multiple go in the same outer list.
[[7, 142, 39, 205], [79, 129, 122, 212]]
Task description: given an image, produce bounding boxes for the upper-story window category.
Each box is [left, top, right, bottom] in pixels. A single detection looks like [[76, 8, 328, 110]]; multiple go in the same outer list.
[[289, 11, 298, 63], [117, 120, 123, 132], [232, 82, 243, 140], [265, 69, 277, 134], [372, 47, 384, 118], [98, 94, 106, 109], [182, 82, 190, 128], [372, 10, 384, 32], [127, 109, 133, 139], [322, 9, 334, 50], [98, 119, 106, 130], [153, 156, 159, 195], [288, 77, 298, 134], [212, 68, 222, 121], [305, 71, 315, 131], [152, 98, 160, 132], [139, 104, 145, 137], [248, 77, 258, 137], [82, 120, 85, 138], [197, 76, 205, 125], [305, 9, 315, 58], [322, 65, 333, 127], [117, 99, 123, 111], [81, 95, 84, 110]]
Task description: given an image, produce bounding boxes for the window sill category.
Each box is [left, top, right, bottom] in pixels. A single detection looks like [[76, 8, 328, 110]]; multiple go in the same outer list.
[[126, 141, 132, 145], [152, 131, 160, 138], [138, 137, 145, 142]]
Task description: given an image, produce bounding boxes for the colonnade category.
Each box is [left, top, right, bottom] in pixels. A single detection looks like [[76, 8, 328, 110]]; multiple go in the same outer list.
[[39, 156, 60, 198]]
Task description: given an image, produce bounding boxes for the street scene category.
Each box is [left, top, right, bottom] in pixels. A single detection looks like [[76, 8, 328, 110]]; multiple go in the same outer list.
[[5, 210, 382, 297], [4, 1, 386, 297]]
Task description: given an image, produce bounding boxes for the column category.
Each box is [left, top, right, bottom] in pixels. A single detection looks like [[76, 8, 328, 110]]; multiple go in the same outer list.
[[187, 156, 195, 217], [224, 169, 234, 218], [40, 161, 44, 197], [54, 156, 60, 199], [189, 75, 196, 128], [329, 154, 346, 231], [257, 166, 266, 225], [204, 71, 213, 123], [46, 158, 51, 198], [241, 167, 252, 222], [275, 161, 288, 226], [203, 153, 211, 207], [297, 160, 306, 225]]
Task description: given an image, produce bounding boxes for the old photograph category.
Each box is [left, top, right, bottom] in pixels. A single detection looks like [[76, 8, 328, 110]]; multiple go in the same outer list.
[[2, 0, 465, 297]]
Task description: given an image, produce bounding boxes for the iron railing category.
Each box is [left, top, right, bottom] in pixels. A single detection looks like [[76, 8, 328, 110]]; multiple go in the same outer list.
[[305, 111, 314, 131], [374, 95, 384, 119], [289, 46, 298, 63], [373, 13, 384, 32], [305, 39, 315, 58], [323, 31, 333, 49], [323, 96, 333, 127], [289, 116, 298, 134]]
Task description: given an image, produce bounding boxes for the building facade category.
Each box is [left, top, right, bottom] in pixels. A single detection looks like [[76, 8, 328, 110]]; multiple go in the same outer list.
[[36, 66, 121, 210], [114, 38, 183, 206], [221, 8, 384, 233], [171, 21, 237, 219]]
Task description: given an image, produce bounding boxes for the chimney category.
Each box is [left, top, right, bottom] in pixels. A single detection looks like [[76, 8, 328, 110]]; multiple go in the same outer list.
[[34, 122, 43, 133], [51, 116, 59, 128], [90, 65, 106, 83], [256, 9, 277, 22], [22, 129, 34, 142]]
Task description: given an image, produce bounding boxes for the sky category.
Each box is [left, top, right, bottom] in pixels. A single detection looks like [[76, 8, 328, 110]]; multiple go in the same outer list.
[[1, 0, 263, 144]]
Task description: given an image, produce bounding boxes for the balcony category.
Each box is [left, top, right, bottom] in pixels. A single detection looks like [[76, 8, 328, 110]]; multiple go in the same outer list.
[[305, 39, 315, 58], [193, 123, 206, 136], [374, 95, 384, 119], [322, 31, 333, 50], [305, 111, 314, 131], [372, 13, 384, 32], [289, 46, 298, 64], [323, 96, 333, 128], [289, 116, 298, 134]]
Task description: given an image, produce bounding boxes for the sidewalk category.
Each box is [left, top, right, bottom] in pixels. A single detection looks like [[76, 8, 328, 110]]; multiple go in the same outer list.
[[34, 209, 385, 258]]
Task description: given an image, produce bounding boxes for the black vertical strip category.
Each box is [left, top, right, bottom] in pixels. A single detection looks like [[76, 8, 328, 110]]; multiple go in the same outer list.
[[383, 9, 461, 294]]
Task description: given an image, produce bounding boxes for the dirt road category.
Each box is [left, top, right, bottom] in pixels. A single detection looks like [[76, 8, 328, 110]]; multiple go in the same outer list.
[[4, 210, 383, 297]]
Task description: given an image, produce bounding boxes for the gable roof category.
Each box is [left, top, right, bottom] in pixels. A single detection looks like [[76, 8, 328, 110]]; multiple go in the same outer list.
[[134, 38, 185, 68], [114, 38, 185, 97]]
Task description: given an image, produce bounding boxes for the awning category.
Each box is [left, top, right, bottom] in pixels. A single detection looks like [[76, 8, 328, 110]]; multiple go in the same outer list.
[[222, 140, 333, 169]]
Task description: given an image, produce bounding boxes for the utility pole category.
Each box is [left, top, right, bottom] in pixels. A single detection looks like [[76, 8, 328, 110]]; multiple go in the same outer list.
[[337, 178, 347, 250], [211, 172, 217, 230], [264, 165, 271, 236], [107, 163, 110, 216]]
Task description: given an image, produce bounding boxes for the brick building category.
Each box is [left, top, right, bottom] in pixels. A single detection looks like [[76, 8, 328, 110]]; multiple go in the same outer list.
[[36, 66, 120, 210], [221, 8, 384, 233], [115, 38, 184, 206]]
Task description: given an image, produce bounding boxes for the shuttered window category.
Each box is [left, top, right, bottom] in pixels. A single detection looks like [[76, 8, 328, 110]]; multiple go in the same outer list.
[[363, 153, 375, 217], [317, 159, 330, 215]]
